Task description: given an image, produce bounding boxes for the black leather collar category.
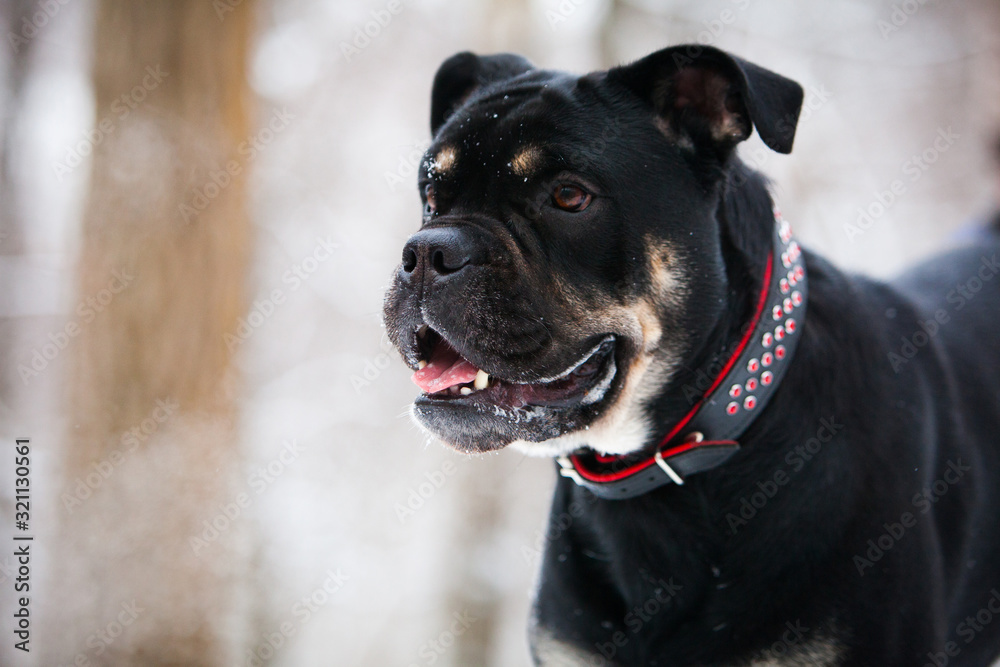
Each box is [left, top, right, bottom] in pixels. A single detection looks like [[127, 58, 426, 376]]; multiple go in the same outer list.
[[557, 209, 808, 500]]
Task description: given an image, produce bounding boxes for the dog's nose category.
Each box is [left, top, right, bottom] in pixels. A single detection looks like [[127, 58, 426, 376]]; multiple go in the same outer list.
[[401, 227, 484, 280]]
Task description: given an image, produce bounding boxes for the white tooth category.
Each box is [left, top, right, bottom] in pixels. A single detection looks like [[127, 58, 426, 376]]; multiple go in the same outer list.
[[460, 387, 472, 395], [417, 324, 428, 338], [418, 360, 427, 370], [474, 370, 489, 390]]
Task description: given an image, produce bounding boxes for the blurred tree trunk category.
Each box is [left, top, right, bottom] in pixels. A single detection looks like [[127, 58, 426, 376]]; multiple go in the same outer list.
[[0, 0, 36, 414], [0, 0, 34, 253], [46, 1, 255, 664]]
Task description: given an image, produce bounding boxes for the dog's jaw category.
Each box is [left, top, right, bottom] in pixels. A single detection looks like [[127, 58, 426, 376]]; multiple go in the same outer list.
[[509, 239, 690, 458], [509, 293, 685, 458], [509, 346, 679, 457]]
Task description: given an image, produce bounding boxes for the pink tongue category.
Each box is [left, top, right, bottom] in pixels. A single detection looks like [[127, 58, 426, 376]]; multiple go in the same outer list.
[[412, 341, 481, 393]]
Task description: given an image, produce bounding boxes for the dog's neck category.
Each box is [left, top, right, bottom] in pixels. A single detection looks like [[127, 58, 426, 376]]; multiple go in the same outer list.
[[655, 163, 787, 431], [558, 166, 808, 498]]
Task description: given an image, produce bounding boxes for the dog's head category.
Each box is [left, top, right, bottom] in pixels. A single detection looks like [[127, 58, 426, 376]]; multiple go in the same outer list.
[[383, 45, 803, 455]]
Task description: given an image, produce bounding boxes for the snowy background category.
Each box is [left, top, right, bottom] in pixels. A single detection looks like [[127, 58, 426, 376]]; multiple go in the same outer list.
[[2, 0, 999, 665]]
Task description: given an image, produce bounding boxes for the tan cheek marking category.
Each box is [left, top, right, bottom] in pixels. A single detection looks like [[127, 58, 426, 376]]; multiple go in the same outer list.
[[509, 145, 541, 177], [522, 256, 688, 456], [430, 146, 457, 173], [645, 239, 684, 305], [509, 285, 686, 456], [564, 263, 687, 447], [630, 299, 663, 354]]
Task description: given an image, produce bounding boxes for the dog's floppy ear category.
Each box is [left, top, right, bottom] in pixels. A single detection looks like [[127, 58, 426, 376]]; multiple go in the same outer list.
[[430, 52, 534, 136], [609, 45, 803, 154]]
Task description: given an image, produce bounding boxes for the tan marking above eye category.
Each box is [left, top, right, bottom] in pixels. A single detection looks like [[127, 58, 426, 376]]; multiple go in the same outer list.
[[430, 146, 457, 173], [509, 145, 542, 176]]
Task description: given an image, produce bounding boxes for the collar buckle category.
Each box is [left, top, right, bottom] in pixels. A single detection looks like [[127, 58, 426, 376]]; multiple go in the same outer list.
[[653, 450, 685, 485], [557, 456, 585, 485]]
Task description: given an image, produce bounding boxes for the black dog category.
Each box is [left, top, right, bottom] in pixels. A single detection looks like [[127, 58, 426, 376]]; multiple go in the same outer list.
[[382, 44, 1000, 665]]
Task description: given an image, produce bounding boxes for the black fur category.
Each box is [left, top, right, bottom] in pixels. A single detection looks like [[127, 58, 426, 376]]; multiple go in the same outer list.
[[383, 45, 1000, 665]]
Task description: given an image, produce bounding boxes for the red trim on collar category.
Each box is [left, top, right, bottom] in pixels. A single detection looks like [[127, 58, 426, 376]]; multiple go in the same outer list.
[[569, 251, 774, 484]]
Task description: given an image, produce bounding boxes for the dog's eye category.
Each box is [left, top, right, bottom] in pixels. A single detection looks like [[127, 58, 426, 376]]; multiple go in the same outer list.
[[552, 184, 592, 212], [424, 184, 437, 215]]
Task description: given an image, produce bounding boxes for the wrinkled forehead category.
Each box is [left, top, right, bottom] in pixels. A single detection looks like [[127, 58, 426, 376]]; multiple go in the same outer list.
[[422, 72, 616, 182]]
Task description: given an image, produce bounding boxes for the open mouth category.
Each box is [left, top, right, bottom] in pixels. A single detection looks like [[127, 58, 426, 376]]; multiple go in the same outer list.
[[411, 326, 617, 410]]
